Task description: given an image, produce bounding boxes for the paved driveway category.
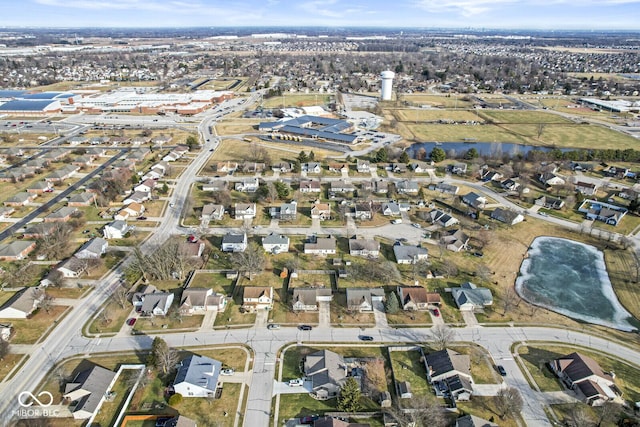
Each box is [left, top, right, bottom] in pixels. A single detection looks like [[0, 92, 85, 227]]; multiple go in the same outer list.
[[373, 300, 388, 328], [461, 310, 479, 327], [272, 379, 312, 395], [318, 301, 331, 328]]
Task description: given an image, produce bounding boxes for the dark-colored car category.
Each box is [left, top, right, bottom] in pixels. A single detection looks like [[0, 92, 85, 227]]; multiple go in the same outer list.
[[137, 216, 147, 220], [300, 415, 319, 424], [432, 308, 440, 317], [359, 335, 374, 341], [127, 318, 137, 326], [298, 325, 312, 331], [496, 365, 507, 376]]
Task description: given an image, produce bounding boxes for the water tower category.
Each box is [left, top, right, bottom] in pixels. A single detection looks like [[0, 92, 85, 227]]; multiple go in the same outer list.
[[380, 70, 395, 101]]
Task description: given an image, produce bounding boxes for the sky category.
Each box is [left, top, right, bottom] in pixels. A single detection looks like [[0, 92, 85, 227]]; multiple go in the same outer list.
[[0, 0, 639, 30]]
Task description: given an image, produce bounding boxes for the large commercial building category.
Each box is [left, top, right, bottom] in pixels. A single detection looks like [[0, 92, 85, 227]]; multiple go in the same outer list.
[[0, 90, 78, 116], [258, 115, 360, 144]]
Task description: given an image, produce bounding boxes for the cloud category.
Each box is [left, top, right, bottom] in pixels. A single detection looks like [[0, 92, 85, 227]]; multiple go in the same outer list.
[[413, 0, 518, 16], [298, 0, 345, 18]]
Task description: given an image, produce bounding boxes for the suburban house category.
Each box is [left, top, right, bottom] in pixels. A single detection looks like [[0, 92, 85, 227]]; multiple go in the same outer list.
[[27, 180, 53, 194], [291, 288, 333, 311], [221, 232, 248, 253], [114, 203, 145, 221], [575, 181, 598, 196], [397, 286, 441, 311], [372, 179, 389, 194], [451, 282, 493, 311], [311, 202, 331, 220], [201, 203, 225, 221], [535, 196, 565, 210], [202, 181, 227, 192], [490, 208, 524, 225], [328, 163, 349, 174], [348, 238, 380, 258], [357, 159, 372, 173], [393, 244, 428, 264], [179, 288, 227, 315], [430, 182, 459, 195], [270, 201, 297, 220], [215, 161, 238, 174], [271, 162, 294, 173], [451, 163, 467, 175], [304, 350, 348, 400], [302, 162, 322, 174], [430, 209, 459, 227], [234, 178, 260, 193], [134, 179, 157, 194], [396, 180, 420, 195], [132, 285, 174, 317], [68, 192, 97, 207], [262, 233, 290, 254], [234, 203, 257, 219], [0, 241, 37, 261], [299, 180, 322, 193], [45, 206, 78, 223], [304, 236, 337, 255], [103, 220, 130, 239], [4, 192, 36, 207], [75, 238, 108, 259], [382, 202, 401, 216], [63, 364, 117, 420], [410, 161, 433, 173], [501, 178, 520, 192], [0, 287, 44, 318], [480, 169, 503, 182], [425, 349, 473, 401], [456, 415, 498, 427], [315, 418, 370, 427], [173, 354, 222, 398], [57, 257, 89, 278], [330, 180, 356, 194], [461, 192, 487, 209], [578, 200, 627, 226], [346, 288, 384, 312], [354, 203, 372, 220], [538, 172, 565, 186], [551, 352, 619, 406], [242, 286, 274, 311], [23, 223, 58, 239], [441, 229, 470, 252], [0, 207, 15, 219], [390, 163, 407, 173], [44, 165, 79, 183]]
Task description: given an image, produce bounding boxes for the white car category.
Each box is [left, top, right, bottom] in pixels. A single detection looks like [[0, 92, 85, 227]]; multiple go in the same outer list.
[[288, 378, 304, 387], [221, 368, 234, 376]]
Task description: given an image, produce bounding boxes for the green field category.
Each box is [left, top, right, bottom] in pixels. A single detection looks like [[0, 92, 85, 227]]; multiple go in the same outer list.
[[480, 110, 573, 124], [395, 109, 483, 123]]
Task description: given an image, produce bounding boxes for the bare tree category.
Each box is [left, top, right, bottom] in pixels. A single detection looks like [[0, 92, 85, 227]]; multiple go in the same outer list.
[[440, 260, 458, 278], [0, 337, 10, 359], [386, 396, 448, 427], [502, 287, 520, 315], [128, 239, 201, 281], [112, 284, 130, 310], [149, 337, 179, 375], [229, 242, 266, 280], [411, 259, 431, 281], [429, 324, 455, 350], [568, 403, 596, 427], [36, 223, 73, 260], [495, 387, 523, 419], [475, 264, 492, 282], [594, 401, 620, 427]]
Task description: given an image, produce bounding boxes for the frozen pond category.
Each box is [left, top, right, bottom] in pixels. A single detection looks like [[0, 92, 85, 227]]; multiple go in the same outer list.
[[516, 236, 636, 331]]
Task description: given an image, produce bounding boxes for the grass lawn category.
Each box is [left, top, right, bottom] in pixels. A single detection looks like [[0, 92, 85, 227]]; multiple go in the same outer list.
[[88, 301, 132, 335], [45, 285, 91, 299], [389, 349, 430, 396], [402, 94, 474, 108], [330, 293, 375, 327], [134, 314, 203, 332], [195, 347, 248, 372], [213, 299, 256, 328], [516, 346, 564, 392], [386, 310, 433, 326], [394, 109, 483, 123], [457, 396, 521, 427], [187, 271, 235, 295], [449, 344, 502, 385], [4, 305, 69, 344], [92, 369, 138, 427], [480, 110, 574, 124], [0, 353, 26, 381], [269, 299, 319, 325], [278, 394, 338, 423], [603, 248, 640, 322]]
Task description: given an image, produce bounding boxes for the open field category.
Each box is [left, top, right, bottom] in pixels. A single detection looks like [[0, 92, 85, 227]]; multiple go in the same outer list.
[[261, 94, 332, 109], [480, 110, 574, 124], [603, 248, 640, 322], [394, 109, 483, 123], [402, 94, 474, 108]]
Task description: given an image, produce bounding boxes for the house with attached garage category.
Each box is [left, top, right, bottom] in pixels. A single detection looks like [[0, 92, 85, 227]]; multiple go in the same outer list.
[[304, 235, 337, 255], [575, 181, 598, 196], [63, 363, 117, 420], [270, 201, 297, 220], [242, 286, 274, 311], [397, 286, 440, 311], [461, 192, 487, 209], [535, 195, 565, 210], [396, 180, 420, 195], [103, 220, 130, 239], [551, 352, 620, 406], [538, 172, 565, 186], [346, 288, 384, 312], [425, 349, 474, 401], [303, 350, 348, 400], [393, 244, 428, 264], [56, 256, 88, 278], [501, 178, 520, 191], [441, 229, 470, 252], [330, 180, 355, 194], [221, 232, 247, 253], [299, 179, 322, 193], [490, 208, 524, 225], [122, 191, 150, 205], [262, 233, 290, 254], [578, 200, 627, 226], [451, 282, 493, 311], [179, 288, 227, 315], [382, 202, 401, 216], [234, 178, 260, 193], [354, 202, 372, 220], [291, 288, 333, 311], [133, 287, 174, 317], [200, 203, 225, 221], [430, 209, 459, 227], [430, 182, 459, 195], [451, 163, 467, 175], [114, 202, 145, 221], [302, 162, 322, 174], [45, 206, 78, 223], [134, 179, 157, 194], [68, 192, 97, 207], [27, 180, 53, 194], [173, 354, 222, 398], [75, 238, 108, 259], [234, 203, 256, 219], [479, 169, 503, 182], [0, 241, 37, 261], [4, 192, 37, 207], [311, 202, 331, 220], [201, 181, 227, 192], [0, 286, 44, 318], [357, 159, 373, 173], [348, 237, 380, 258]]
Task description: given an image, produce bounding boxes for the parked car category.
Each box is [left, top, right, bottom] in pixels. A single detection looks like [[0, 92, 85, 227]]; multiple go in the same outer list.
[[359, 335, 374, 341], [126, 318, 137, 326], [288, 378, 304, 387], [496, 365, 507, 376], [300, 415, 319, 424], [267, 323, 280, 330], [137, 216, 147, 220], [221, 368, 235, 376], [298, 325, 312, 331], [412, 223, 422, 228], [432, 308, 440, 317]]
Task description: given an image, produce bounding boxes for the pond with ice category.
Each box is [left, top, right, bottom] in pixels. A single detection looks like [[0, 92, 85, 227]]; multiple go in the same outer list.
[[516, 236, 637, 331]]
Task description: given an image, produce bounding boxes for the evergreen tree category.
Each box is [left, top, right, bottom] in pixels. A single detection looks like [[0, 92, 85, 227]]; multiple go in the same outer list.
[[385, 292, 400, 314], [430, 147, 446, 163], [399, 150, 410, 163], [375, 147, 388, 163], [337, 377, 362, 412], [185, 135, 198, 147], [308, 151, 315, 161], [297, 151, 309, 163], [464, 148, 479, 160]]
